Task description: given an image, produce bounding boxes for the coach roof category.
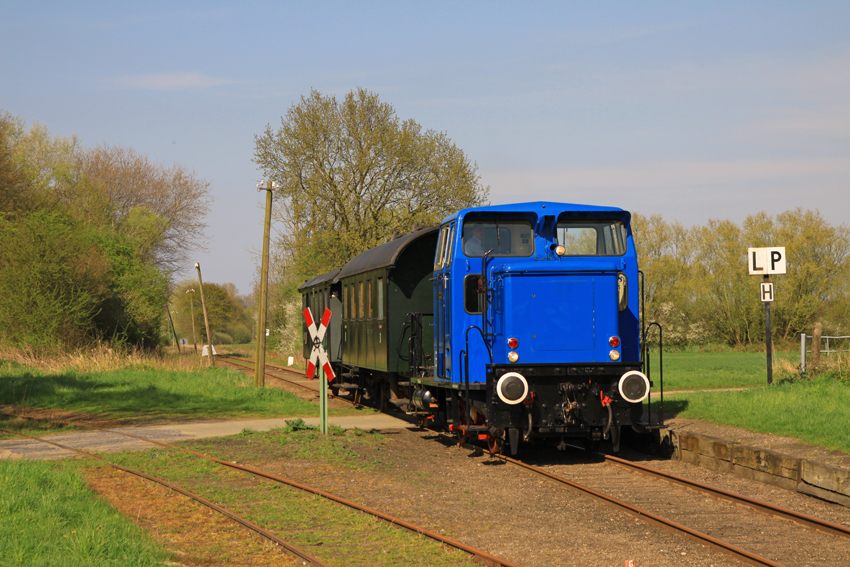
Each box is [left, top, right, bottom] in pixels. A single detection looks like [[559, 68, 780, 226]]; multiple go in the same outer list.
[[297, 268, 341, 292], [335, 226, 438, 280]]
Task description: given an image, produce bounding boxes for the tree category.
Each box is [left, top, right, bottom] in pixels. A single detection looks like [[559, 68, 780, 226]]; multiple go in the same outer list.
[[758, 209, 850, 340], [631, 213, 704, 345], [0, 210, 108, 350], [172, 280, 253, 345], [0, 115, 211, 352], [632, 208, 850, 348], [76, 145, 212, 271], [253, 88, 489, 285]]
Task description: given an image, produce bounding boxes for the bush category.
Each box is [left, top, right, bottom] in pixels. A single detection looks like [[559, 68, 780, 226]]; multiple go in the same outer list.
[[0, 211, 107, 351]]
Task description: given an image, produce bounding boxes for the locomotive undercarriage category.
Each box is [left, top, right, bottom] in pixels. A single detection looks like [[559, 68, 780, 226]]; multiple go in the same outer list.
[[405, 363, 648, 455], [484, 364, 645, 454], [336, 362, 648, 456]]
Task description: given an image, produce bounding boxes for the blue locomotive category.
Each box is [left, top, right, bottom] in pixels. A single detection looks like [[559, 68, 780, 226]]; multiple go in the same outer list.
[[300, 201, 655, 454]]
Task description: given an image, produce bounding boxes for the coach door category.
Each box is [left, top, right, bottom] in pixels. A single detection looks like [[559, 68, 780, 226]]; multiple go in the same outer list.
[[433, 222, 455, 379]]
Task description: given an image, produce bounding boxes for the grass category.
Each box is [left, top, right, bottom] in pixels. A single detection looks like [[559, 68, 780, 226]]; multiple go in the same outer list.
[[0, 360, 370, 439], [646, 350, 800, 391], [644, 350, 850, 453], [0, 459, 167, 566], [199, 418, 388, 469], [105, 429, 482, 567], [659, 374, 850, 453]]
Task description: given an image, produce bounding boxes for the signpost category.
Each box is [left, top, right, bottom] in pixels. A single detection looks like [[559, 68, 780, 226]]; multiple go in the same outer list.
[[747, 247, 786, 384], [304, 307, 335, 434]]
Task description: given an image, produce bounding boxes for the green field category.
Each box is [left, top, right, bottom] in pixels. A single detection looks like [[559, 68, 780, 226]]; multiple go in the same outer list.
[[646, 350, 799, 391], [659, 377, 850, 453], [645, 350, 850, 453], [0, 459, 167, 566], [0, 360, 370, 438]]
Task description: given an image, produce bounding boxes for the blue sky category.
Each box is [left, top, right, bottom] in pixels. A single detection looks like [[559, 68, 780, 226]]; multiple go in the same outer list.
[[3, 2, 848, 295]]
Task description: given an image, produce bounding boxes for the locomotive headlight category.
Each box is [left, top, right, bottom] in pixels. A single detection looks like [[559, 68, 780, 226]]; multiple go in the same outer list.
[[507, 351, 519, 363], [496, 372, 529, 404], [555, 245, 566, 256], [609, 349, 621, 361], [618, 370, 650, 403]]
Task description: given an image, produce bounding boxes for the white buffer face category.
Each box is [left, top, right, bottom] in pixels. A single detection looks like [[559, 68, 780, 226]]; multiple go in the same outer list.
[[618, 371, 650, 403]]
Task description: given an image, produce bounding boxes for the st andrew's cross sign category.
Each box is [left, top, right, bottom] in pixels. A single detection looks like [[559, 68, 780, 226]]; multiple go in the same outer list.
[[303, 307, 336, 382]]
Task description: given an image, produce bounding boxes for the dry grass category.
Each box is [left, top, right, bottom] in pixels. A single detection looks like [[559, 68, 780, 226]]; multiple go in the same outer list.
[[0, 345, 207, 374], [809, 351, 850, 381]]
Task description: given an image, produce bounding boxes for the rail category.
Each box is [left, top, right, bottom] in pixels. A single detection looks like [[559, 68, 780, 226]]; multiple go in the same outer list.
[[3, 412, 522, 567]]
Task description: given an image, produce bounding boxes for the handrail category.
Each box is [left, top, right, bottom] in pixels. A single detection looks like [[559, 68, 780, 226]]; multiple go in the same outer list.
[[643, 321, 664, 428]]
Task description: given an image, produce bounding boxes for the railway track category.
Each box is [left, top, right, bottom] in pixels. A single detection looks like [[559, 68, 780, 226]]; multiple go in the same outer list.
[[2, 417, 521, 567], [224, 353, 850, 565], [487, 445, 850, 567], [218, 355, 367, 408]]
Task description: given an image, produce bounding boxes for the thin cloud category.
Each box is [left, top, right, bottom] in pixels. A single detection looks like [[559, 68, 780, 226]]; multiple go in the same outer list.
[[104, 72, 235, 91]]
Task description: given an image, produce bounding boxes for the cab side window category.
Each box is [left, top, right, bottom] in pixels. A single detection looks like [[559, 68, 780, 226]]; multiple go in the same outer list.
[[464, 274, 483, 314]]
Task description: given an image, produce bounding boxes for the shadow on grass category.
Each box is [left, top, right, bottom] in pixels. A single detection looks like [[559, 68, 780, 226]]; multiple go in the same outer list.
[[656, 398, 689, 419], [0, 371, 200, 418]]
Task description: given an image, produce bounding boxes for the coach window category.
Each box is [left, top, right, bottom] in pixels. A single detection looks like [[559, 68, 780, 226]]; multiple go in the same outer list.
[[368, 280, 373, 318], [358, 281, 364, 319], [377, 278, 384, 319]]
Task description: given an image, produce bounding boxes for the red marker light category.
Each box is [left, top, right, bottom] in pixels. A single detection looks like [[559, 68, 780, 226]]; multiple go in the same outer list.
[[609, 336, 620, 348], [507, 337, 519, 349]]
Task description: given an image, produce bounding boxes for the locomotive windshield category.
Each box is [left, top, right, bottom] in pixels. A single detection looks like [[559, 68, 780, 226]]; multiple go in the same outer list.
[[556, 219, 627, 256], [462, 220, 534, 257]]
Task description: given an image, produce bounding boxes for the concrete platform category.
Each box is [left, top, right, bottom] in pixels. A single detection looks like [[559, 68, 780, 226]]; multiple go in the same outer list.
[[0, 413, 412, 461]]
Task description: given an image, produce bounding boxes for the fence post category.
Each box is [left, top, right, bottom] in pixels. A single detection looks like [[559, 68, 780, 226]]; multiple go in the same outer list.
[[800, 333, 807, 379], [812, 322, 822, 371]]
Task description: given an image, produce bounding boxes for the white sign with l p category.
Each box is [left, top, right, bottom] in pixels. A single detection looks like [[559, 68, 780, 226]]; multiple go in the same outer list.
[[748, 247, 786, 275]]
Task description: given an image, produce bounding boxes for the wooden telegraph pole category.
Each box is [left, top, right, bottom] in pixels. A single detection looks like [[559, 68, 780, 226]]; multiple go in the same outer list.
[[254, 180, 276, 388], [195, 262, 215, 368]]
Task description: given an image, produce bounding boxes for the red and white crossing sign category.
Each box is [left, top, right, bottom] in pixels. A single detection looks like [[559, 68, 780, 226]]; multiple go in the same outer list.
[[303, 307, 335, 382]]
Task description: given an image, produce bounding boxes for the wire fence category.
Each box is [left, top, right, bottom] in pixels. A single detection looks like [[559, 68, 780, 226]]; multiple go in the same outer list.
[[800, 333, 850, 377]]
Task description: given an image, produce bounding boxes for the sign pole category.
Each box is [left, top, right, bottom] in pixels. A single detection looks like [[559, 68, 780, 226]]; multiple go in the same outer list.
[[764, 275, 773, 385], [320, 364, 328, 434], [749, 247, 784, 386]]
